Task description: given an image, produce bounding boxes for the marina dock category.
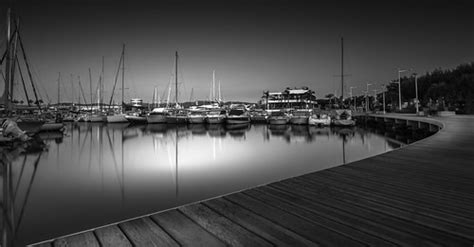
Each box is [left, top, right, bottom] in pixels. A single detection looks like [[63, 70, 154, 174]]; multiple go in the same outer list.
[[32, 114, 474, 246]]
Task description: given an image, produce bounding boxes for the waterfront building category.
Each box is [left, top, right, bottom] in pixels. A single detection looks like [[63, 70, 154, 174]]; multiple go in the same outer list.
[[260, 87, 317, 110]]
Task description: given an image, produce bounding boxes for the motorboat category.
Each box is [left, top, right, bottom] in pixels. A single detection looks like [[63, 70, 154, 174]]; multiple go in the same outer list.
[[289, 110, 311, 125], [331, 109, 356, 126], [226, 109, 250, 125], [268, 111, 290, 125], [187, 110, 207, 124], [249, 109, 268, 123], [308, 112, 331, 126], [206, 109, 226, 124]]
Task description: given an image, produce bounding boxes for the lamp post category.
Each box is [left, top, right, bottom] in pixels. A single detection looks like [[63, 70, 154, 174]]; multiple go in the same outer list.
[[366, 83, 371, 112], [412, 72, 419, 115], [381, 84, 386, 114], [373, 89, 378, 110], [350, 86, 357, 111], [398, 68, 408, 111]]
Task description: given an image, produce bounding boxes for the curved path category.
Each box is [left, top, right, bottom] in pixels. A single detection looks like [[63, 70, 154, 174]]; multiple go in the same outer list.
[[34, 115, 474, 246]]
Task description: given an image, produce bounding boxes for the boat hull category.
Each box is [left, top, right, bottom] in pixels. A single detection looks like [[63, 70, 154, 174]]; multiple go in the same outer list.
[[16, 119, 45, 134], [250, 116, 267, 123], [188, 116, 206, 124], [226, 117, 250, 125], [289, 117, 308, 125], [268, 117, 289, 125], [89, 115, 107, 122], [146, 115, 167, 124], [40, 122, 64, 132], [308, 117, 331, 126], [107, 114, 129, 123], [332, 119, 356, 126], [166, 116, 188, 124], [206, 116, 225, 124], [125, 115, 147, 124]]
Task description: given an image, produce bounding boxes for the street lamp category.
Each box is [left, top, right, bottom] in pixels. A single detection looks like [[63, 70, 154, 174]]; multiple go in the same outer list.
[[365, 83, 372, 112], [397, 68, 408, 111], [381, 84, 386, 114], [412, 72, 419, 115], [349, 86, 357, 111]]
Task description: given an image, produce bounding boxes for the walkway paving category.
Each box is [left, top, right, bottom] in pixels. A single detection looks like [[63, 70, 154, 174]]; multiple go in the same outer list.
[[33, 115, 474, 246]]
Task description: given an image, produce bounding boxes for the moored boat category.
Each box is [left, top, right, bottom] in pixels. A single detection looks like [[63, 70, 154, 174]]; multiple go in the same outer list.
[[268, 111, 290, 125], [289, 110, 311, 125], [166, 109, 188, 124], [147, 108, 168, 124], [206, 109, 226, 124], [226, 109, 250, 125], [308, 112, 331, 126], [249, 109, 268, 123], [331, 109, 355, 126], [125, 112, 147, 124], [39, 121, 65, 132], [187, 110, 207, 124]]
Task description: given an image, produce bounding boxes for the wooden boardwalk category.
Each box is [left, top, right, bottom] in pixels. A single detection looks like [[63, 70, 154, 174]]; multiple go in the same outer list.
[[33, 115, 474, 246]]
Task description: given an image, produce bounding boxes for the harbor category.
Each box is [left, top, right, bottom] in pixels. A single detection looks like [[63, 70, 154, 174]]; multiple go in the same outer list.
[[2, 0, 474, 246], [28, 114, 474, 246]]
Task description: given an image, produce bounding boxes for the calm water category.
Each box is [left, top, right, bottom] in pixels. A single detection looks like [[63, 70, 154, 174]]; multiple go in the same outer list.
[[4, 122, 403, 245]]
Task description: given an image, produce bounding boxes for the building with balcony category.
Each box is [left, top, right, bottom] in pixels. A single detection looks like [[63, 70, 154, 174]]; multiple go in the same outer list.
[[260, 87, 317, 110]]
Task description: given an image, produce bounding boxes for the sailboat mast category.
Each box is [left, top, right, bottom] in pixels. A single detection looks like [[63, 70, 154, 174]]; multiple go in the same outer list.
[[71, 74, 74, 105], [101, 56, 104, 111], [4, 7, 11, 111], [175, 51, 178, 107], [218, 80, 221, 102], [121, 44, 125, 114], [89, 68, 93, 111], [340, 37, 344, 102], [212, 70, 215, 101], [57, 72, 61, 105]]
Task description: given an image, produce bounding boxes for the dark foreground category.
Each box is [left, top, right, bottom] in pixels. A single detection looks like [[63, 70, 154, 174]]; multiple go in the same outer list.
[[33, 115, 474, 246]]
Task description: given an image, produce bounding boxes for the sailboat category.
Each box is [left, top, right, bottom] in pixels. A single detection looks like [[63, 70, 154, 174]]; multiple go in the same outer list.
[[166, 51, 188, 124], [332, 37, 355, 127], [107, 44, 129, 123]]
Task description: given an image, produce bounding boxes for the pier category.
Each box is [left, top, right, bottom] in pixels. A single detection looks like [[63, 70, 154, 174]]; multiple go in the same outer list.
[[32, 114, 474, 246]]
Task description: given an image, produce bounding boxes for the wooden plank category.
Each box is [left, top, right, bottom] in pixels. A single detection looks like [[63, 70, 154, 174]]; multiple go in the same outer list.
[[270, 179, 474, 244], [226, 192, 366, 246], [54, 232, 99, 247], [295, 175, 474, 228], [94, 225, 132, 247], [150, 209, 226, 247], [119, 218, 179, 247], [204, 197, 320, 246], [250, 186, 454, 246], [321, 169, 474, 215], [308, 169, 474, 218], [179, 203, 272, 247]]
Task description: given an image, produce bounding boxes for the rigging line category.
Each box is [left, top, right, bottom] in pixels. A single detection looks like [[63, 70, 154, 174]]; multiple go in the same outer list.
[[108, 47, 124, 108], [15, 55, 30, 105], [17, 32, 40, 109]]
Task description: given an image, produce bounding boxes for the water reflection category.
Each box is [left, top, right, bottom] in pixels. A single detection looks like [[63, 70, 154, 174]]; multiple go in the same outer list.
[[3, 122, 407, 246]]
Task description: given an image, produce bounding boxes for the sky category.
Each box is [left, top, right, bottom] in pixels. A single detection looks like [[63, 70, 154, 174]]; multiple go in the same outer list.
[[1, 0, 473, 103]]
